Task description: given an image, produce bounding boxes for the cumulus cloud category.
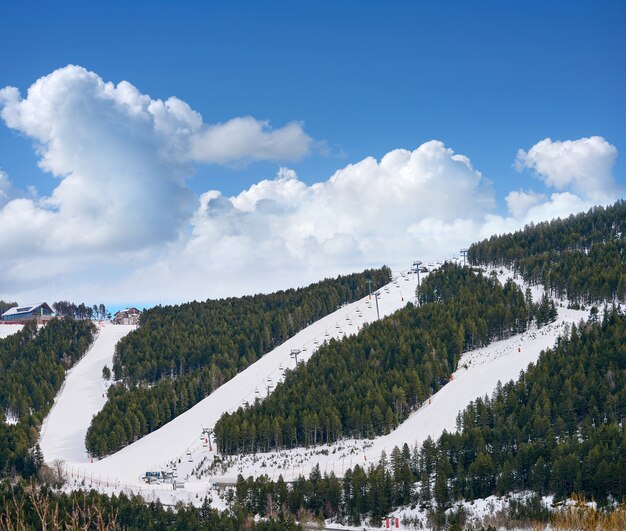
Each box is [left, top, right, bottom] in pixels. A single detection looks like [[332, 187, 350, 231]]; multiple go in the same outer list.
[[190, 117, 312, 164], [515, 136, 620, 203], [0, 66, 621, 304], [120, 141, 498, 300], [132, 136, 620, 302], [505, 189, 546, 219], [0, 65, 314, 258]]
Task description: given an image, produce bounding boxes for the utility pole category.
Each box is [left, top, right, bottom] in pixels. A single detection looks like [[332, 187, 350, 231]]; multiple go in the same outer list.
[[374, 292, 380, 320], [290, 349, 301, 366], [460, 249, 468, 267]]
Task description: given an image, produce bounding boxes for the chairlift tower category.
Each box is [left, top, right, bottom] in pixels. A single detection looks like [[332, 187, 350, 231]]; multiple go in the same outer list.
[[413, 260, 423, 304], [366, 279, 373, 300], [290, 348, 301, 365], [201, 427, 213, 451], [460, 249, 468, 267], [374, 292, 381, 320]]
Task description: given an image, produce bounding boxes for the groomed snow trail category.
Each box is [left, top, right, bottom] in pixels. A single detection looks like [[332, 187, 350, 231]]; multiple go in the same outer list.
[[62, 264, 587, 508], [70, 271, 420, 485], [199, 306, 585, 485], [40, 323, 136, 463]]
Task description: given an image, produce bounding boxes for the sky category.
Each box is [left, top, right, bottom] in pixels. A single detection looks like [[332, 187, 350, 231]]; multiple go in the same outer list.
[[0, 0, 624, 307]]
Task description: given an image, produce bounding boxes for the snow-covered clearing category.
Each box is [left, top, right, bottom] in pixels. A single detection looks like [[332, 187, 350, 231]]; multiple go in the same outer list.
[[39, 323, 136, 463], [0, 323, 22, 338], [62, 270, 421, 487], [324, 491, 556, 529], [58, 263, 587, 509], [201, 306, 585, 486]]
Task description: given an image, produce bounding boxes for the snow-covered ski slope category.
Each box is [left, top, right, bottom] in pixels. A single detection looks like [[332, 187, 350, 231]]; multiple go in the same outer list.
[[40, 323, 136, 462], [59, 264, 587, 506], [0, 323, 23, 338], [76, 271, 420, 483], [205, 306, 585, 485]]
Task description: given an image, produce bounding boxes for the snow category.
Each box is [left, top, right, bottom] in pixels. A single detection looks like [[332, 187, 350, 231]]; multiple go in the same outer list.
[[39, 323, 136, 462], [198, 306, 585, 486], [61, 270, 421, 485], [51, 263, 587, 511], [320, 491, 555, 529], [0, 323, 23, 338]]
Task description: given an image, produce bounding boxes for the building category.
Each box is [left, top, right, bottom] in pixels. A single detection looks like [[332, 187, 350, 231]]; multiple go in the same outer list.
[[113, 307, 141, 325], [1, 303, 55, 324]]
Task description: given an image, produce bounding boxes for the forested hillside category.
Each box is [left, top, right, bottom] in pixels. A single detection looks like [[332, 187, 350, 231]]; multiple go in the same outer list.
[[227, 309, 626, 527], [223, 204, 626, 526], [86, 268, 391, 457], [0, 319, 95, 478], [469, 200, 626, 305], [214, 264, 553, 453], [0, 481, 299, 530]]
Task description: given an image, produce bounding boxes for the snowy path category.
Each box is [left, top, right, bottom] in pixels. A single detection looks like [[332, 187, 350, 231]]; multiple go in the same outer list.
[[204, 307, 586, 484], [39, 323, 136, 463], [0, 324, 22, 338], [61, 263, 587, 508], [68, 271, 420, 484]]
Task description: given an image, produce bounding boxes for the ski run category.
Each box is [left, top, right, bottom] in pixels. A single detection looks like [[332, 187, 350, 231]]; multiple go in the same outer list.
[[39, 323, 136, 463], [38, 263, 588, 512]]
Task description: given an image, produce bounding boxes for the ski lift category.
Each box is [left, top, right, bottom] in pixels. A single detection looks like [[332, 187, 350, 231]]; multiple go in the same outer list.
[[325, 331, 330, 337], [335, 324, 340, 329], [302, 346, 307, 352], [314, 339, 319, 345], [255, 387, 260, 395]]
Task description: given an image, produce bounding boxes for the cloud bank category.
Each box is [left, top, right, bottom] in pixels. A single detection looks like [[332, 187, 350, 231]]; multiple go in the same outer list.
[[515, 136, 619, 203], [0, 66, 621, 304]]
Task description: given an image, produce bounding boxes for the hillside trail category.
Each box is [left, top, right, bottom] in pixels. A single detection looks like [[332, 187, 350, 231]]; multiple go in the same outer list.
[[39, 323, 136, 463]]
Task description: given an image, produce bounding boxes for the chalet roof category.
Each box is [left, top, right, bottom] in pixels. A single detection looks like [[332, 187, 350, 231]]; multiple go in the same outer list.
[[114, 307, 141, 316], [1, 302, 53, 317]]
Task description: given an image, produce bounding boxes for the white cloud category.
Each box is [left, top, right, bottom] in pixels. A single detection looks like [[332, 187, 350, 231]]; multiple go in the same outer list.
[[0, 65, 314, 256], [515, 136, 620, 203], [0, 67, 621, 304], [119, 141, 499, 301], [189, 117, 312, 164], [505, 189, 545, 219]]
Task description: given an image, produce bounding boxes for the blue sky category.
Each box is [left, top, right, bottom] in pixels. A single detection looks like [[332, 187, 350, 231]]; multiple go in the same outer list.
[[0, 1, 624, 305]]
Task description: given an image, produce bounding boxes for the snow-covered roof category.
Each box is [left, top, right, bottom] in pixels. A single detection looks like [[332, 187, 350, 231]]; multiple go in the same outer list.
[[114, 307, 141, 315], [1, 302, 52, 317]]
